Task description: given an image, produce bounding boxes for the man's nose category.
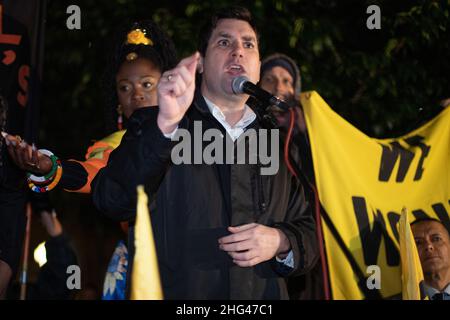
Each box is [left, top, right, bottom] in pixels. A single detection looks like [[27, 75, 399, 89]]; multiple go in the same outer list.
[[276, 81, 285, 94], [425, 241, 434, 252], [231, 42, 244, 58]]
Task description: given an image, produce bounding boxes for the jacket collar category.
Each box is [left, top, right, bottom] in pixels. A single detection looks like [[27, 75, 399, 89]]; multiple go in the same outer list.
[[192, 88, 211, 115]]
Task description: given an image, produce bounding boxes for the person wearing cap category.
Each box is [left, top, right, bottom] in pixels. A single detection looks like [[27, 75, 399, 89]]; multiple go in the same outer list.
[[259, 53, 306, 133], [259, 53, 316, 182], [259, 53, 314, 180], [259, 53, 325, 300]]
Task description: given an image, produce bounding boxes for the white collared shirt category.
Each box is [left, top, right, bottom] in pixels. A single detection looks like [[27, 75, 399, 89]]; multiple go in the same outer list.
[[203, 96, 256, 141], [424, 283, 450, 300], [162, 96, 256, 140]]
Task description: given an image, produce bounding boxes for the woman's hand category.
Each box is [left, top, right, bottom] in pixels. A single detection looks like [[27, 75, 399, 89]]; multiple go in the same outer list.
[[1, 131, 53, 175]]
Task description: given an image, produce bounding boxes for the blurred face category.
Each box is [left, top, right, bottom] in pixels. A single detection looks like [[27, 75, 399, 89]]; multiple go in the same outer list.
[[412, 221, 450, 275], [260, 66, 296, 129], [116, 58, 161, 118], [260, 66, 295, 101], [200, 19, 260, 104]]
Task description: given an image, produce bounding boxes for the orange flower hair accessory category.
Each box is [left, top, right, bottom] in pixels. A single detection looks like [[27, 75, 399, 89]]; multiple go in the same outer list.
[[126, 28, 153, 46]]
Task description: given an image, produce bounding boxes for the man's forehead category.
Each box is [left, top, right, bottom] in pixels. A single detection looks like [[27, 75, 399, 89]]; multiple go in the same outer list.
[[413, 220, 448, 236], [265, 66, 294, 78], [211, 19, 257, 40]]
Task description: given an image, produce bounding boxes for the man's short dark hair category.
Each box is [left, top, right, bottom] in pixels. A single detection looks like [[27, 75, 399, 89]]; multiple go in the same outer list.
[[198, 6, 259, 57], [411, 217, 450, 237]]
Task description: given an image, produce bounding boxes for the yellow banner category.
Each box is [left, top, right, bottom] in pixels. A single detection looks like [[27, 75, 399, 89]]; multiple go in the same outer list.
[[301, 91, 450, 299]]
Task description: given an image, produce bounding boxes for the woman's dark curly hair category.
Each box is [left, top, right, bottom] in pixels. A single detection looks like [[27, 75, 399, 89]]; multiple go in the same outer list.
[[103, 20, 178, 133]]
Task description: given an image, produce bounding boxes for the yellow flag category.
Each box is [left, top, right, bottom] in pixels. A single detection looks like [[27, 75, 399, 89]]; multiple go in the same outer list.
[[301, 91, 450, 299], [399, 207, 425, 300], [130, 185, 163, 300]]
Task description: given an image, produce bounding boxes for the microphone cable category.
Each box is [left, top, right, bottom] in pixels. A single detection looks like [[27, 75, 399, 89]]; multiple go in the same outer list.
[[283, 106, 331, 300]]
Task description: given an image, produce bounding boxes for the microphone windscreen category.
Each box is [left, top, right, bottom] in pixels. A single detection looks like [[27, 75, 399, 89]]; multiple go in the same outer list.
[[231, 76, 249, 94]]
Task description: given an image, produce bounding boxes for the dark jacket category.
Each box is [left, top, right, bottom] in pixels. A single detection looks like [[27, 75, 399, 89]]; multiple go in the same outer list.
[[92, 91, 318, 300], [7, 233, 78, 300]]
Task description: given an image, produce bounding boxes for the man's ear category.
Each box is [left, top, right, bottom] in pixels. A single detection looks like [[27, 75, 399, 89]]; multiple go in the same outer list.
[[197, 56, 204, 74]]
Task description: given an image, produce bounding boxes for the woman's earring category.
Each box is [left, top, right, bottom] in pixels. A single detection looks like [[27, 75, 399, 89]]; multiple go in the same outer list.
[[117, 104, 123, 130]]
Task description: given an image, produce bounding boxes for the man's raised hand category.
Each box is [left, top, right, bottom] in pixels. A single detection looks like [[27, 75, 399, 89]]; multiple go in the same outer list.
[[157, 52, 200, 134]]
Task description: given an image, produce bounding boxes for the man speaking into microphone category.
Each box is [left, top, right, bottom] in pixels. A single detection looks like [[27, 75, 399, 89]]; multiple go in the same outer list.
[[92, 6, 318, 300]]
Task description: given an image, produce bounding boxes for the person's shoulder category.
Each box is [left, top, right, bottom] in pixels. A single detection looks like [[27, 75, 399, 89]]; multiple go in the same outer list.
[[130, 106, 159, 120], [127, 106, 159, 133]]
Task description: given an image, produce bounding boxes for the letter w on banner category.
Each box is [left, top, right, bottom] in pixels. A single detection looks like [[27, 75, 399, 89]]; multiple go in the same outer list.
[[301, 91, 449, 299]]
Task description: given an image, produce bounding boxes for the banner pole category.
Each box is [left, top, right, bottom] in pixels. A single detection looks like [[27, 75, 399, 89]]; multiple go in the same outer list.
[[19, 202, 32, 300]]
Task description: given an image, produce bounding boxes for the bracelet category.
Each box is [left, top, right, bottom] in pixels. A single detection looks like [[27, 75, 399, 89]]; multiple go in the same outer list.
[[28, 160, 63, 193], [27, 159, 61, 185], [27, 156, 60, 184], [27, 149, 59, 183]]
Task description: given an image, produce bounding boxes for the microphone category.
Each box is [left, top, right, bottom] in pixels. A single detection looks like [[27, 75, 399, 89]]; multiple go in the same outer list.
[[231, 76, 291, 111]]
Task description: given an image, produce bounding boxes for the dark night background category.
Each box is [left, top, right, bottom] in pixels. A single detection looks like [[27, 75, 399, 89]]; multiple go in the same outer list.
[[23, 0, 449, 298]]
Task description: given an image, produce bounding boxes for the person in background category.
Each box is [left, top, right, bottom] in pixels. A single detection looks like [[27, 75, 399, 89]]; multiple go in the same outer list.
[[412, 218, 450, 300], [7, 193, 77, 300], [1, 19, 178, 300], [0, 94, 27, 299], [259, 53, 314, 182], [2, 20, 177, 195], [258, 53, 324, 300], [259, 53, 305, 132]]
